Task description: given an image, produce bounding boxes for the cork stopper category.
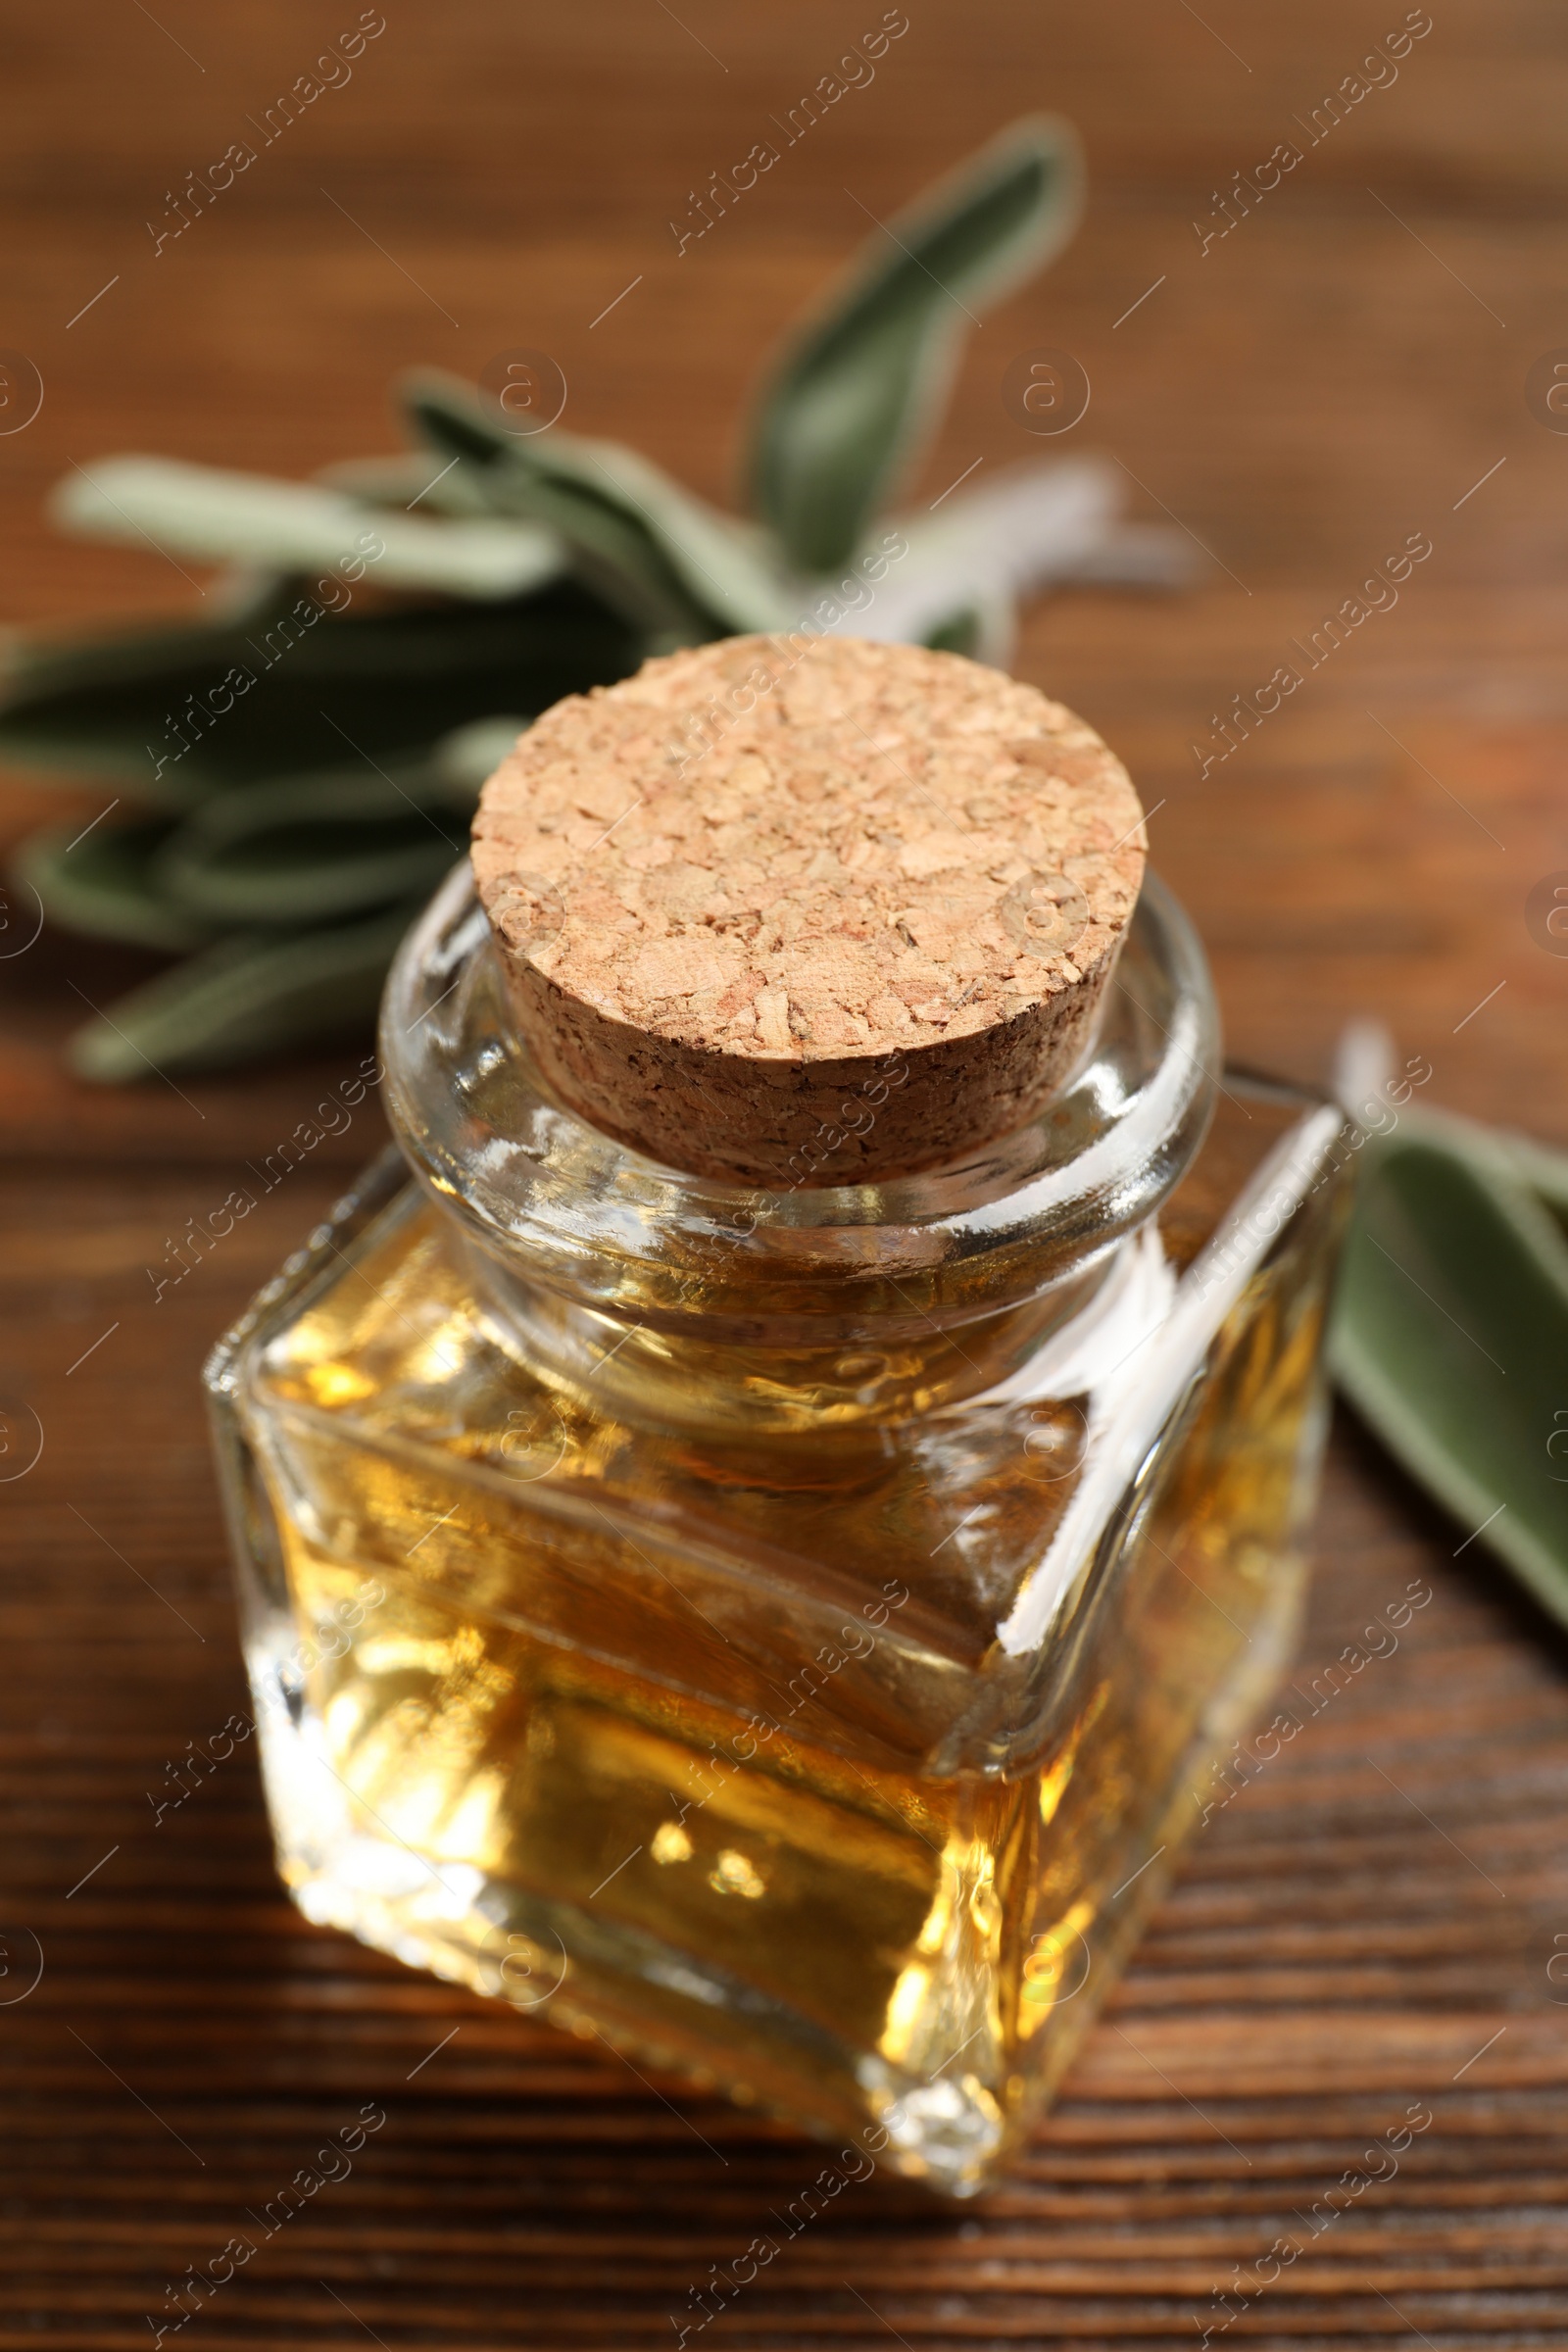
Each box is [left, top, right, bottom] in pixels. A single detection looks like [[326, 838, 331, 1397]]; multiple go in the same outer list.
[[471, 635, 1145, 1188]]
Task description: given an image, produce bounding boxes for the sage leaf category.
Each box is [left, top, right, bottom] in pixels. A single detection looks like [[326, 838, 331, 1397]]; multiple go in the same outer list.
[[434, 716, 528, 790], [921, 607, 989, 660], [68, 898, 426, 1082], [12, 815, 217, 953], [1488, 1124, 1568, 1233], [318, 452, 497, 517], [0, 577, 640, 792], [0, 605, 307, 798], [868, 459, 1119, 656], [404, 374, 788, 637], [746, 117, 1083, 573], [1331, 1111, 1568, 1631], [155, 767, 471, 926], [54, 457, 565, 602]]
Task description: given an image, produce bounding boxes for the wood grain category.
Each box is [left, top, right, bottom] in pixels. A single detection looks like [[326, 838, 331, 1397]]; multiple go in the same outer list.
[[2, 3, 1566, 2344]]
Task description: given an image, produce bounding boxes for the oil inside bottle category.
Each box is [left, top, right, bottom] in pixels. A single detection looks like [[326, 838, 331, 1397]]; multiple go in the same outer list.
[[223, 1080, 1343, 2193]]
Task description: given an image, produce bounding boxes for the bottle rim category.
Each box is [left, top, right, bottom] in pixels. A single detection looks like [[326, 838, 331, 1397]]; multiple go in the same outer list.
[[379, 859, 1219, 1331]]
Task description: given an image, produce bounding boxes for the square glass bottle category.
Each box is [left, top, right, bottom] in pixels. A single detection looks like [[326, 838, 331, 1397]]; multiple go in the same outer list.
[[206, 860, 1348, 2196]]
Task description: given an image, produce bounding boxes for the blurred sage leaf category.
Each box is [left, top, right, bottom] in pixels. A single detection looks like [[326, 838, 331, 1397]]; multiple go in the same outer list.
[[747, 117, 1083, 572], [810, 460, 1188, 668], [1331, 1109, 1568, 1632], [155, 766, 471, 927], [68, 900, 427, 1082], [14, 814, 218, 953], [54, 457, 565, 602], [0, 576, 638, 791], [404, 375, 787, 638], [921, 607, 989, 659], [433, 715, 528, 790], [318, 451, 499, 517], [864, 459, 1124, 665], [0, 116, 1203, 1090], [1499, 1126, 1568, 1234]]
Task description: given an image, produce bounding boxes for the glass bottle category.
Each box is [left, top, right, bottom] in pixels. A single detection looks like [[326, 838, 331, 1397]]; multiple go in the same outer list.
[[206, 857, 1348, 2197]]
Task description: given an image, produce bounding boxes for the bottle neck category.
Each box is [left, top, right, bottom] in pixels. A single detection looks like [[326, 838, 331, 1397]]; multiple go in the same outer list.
[[458, 1218, 1131, 1441], [380, 864, 1220, 1441]]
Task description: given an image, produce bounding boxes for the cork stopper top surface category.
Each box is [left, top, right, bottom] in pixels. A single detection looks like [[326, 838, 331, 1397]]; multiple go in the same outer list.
[[470, 635, 1146, 1184]]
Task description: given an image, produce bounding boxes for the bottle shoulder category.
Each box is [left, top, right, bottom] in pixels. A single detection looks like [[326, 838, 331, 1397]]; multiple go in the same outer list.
[[220, 1077, 1348, 1738]]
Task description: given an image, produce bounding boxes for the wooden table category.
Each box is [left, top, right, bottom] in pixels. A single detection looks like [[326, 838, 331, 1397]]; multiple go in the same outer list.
[[3, 3, 1565, 2342]]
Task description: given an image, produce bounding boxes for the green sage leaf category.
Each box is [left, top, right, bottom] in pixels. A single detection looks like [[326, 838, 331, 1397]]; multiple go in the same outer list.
[[0, 577, 640, 794], [434, 715, 528, 790], [53, 457, 565, 602], [155, 767, 471, 926], [317, 452, 497, 517], [921, 608, 987, 658], [67, 899, 425, 1082], [746, 117, 1083, 573], [12, 815, 217, 953], [404, 374, 788, 638], [1331, 1111, 1568, 1631], [1495, 1126, 1568, 1234]]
